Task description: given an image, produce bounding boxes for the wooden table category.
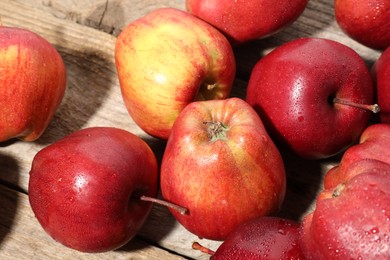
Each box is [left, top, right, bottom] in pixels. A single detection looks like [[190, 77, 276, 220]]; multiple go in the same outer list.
[[0, 0, 382, 259]]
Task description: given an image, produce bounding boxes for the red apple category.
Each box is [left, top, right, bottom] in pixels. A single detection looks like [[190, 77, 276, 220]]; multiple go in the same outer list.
[[193, 217, 304, 259], [246, 37, 377, 160], [160, 97, 286, 240], [300, 159, 390, 259], [186, 0, 308, 45], [115, 8, 236, 139], [334, 0, 390, 50], [28, 127, 158, 252], [372, 46, 390, 123], [0, 25, 66, 142], [325, 123, 390, 189]]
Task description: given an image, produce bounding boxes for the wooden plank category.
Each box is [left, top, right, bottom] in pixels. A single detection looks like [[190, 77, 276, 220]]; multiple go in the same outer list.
[[0, 184, 186, 259], [12, 0, 186, 36]]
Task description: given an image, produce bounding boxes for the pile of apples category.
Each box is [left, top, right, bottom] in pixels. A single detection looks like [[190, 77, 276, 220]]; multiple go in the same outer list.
[[1, 0, 389, 258]]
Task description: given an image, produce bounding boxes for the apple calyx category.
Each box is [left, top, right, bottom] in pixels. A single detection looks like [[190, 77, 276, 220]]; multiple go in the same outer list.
[[203, 121, 230, 141], [192, 242, 215, 255], [332, 183, 345, 198], [333, 98, 380, 113], [139, 195, 189, 215]]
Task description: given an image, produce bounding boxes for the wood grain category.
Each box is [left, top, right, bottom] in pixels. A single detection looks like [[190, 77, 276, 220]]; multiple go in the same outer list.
[[0, 0, 383, 259]]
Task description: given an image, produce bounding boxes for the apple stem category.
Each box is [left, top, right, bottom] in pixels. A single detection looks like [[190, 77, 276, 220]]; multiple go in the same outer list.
[[192, 242, 215, 255], [333, 98, 380, 113], [140, 195, 189, 215]]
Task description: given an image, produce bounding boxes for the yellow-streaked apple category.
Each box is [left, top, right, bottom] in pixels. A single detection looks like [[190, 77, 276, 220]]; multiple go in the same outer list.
[[0, 25, 66, 142], [160, 98, 286, 240], [115, 8, 236, 139]]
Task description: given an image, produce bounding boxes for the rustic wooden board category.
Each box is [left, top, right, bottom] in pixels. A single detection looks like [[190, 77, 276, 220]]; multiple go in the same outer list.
[[0, 0, 383, 259]]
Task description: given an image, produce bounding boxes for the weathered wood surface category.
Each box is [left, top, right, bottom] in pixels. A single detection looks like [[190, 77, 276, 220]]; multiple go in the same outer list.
[[0, 0, 382, 259]]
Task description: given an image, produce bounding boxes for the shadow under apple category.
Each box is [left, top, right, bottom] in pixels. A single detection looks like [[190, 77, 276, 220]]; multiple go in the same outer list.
[[0, 152, 20, 246], [37, 50, 115, 144], [36, 24, 116, 145]]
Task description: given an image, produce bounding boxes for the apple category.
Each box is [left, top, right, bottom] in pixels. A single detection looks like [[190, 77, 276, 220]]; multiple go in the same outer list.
[[160, 97, 286, 241], [246, 37, 378, 160], [0, 25, 66, 142], [300, 159, 390, 259], [193, 217, 304, 259], [28, 127, 159, 252], [372, 47, 390, 123], [334, 0, 390, 50], [186, 0, 308, 45], [325, 123, 390, 189], [115, 8, 236, 139]]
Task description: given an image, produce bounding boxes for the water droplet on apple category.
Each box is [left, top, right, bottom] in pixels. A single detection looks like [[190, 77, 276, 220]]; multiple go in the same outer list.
[[365, 226, 380, 235]]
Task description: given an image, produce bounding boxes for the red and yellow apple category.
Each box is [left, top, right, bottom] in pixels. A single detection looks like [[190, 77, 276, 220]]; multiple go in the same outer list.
[[160, 98, 286, 241], [0, 25, 66, 142], [28, 127, 158, 252], [325, 123, 390, 189], [115, 8, 236, 139], [186, 0, 308, 45]]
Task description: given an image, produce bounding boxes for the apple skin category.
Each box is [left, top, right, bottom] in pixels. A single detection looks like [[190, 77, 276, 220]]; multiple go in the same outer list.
[[28, 127, 158, 253], [211, 217, 304, 259], [246, 38, 374, 160], [334, 0, 390, 50], [0, 26, 66, 142], [115, 8, 236, 140], [325, 123, 390, 189], [186, 0, 308, 45], [300, 159, 390, 259], [160, 97, 286, 241], [372, 47, 390, 123]]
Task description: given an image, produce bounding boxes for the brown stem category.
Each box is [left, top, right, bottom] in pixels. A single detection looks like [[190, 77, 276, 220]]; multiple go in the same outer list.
[[140, 195, 189, 215], [192, 242, 215, 255], [333, 98, 380, 113]]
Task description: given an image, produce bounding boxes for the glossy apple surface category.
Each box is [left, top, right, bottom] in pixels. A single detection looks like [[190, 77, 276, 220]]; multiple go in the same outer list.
[[115, 8, 236, 139], [301, 159, 390, 259], [28, 127, 158, 252], [211, 217, 304, 259], [246, 38, 374, 159], [334, 0, 390, 50], [0, 26, 66, 142], [160, 98, 286, 240], [372, 47, 390, 123], [325, 123, 390, 189], [186, 0, 308, 45]]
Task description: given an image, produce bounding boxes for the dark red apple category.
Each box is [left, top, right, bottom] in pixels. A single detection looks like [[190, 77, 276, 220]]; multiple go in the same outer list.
[[160, 98, 286, 241], [186, 0, 308, 45], [246, 37, 378, 160], [28, 127, 158, 253], [300, 159, 390, 259], [194, 217, 304, 259], [372, 46, 390, 123], [334, 0, 390, 50], [0, 25, 66, 142]]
